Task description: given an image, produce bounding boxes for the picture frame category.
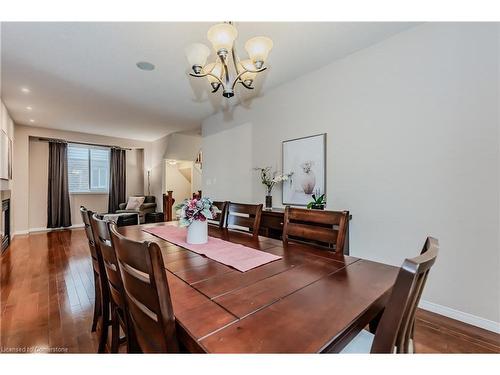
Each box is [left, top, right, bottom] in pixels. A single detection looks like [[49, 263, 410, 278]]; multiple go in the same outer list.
[[8, 137, 12, 180], [0, 131, 10, 181], [282, 133, 326, 206]]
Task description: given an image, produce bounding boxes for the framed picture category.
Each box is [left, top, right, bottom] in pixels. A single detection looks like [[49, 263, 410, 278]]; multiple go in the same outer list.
[[282, 133, 326, 206], [0, 131, 9, 180], [8, 137, 12, 180]]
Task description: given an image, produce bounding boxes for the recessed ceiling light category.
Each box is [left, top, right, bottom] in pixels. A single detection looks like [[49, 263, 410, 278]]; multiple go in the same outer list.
[[21, 87, 31, 93], [26, 106, 33, 111], [136, 61, 155, 71], [29, 119, 35, 123]]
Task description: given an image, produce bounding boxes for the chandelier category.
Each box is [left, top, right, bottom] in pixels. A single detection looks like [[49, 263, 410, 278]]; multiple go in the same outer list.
[[185, 22, 273, 98]]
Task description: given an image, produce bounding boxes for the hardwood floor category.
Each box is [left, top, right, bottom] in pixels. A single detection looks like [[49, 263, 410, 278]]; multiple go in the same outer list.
[[1, 229, 499, 354]]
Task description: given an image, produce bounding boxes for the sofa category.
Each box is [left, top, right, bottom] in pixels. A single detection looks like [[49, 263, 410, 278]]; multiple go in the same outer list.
[[116, 195, 157, 223]]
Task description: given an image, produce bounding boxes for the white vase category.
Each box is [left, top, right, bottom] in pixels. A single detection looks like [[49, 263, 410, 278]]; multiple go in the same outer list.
[[186, 220, 208, 244], [301, 171, 316, 195]]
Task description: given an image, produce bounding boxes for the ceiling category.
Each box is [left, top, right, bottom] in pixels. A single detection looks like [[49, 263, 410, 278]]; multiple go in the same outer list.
[[1, 22, 418, 141]]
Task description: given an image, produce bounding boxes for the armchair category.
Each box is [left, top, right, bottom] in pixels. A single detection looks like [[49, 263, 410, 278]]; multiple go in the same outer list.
[[116, 195, 157, 223]]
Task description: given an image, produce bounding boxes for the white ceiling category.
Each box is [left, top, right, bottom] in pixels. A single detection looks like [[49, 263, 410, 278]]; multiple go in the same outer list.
[[1, 22, 418, 141]]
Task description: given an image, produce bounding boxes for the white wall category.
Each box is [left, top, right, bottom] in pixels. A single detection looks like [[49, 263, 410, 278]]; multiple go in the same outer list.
[[0, 100, 14, 192], [202, 23, 500, 327], [203, 122, 253, 202], [0, 100, 15, 236], [165, 161, 192, 218]]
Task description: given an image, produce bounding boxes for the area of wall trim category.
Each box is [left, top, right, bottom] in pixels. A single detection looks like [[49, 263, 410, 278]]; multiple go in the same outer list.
[[419, 300, 500, 334]]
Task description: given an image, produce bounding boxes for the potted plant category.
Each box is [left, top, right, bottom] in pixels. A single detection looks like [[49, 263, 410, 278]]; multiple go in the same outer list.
[[307, 193, 326, 210], [175, 197, 218, 244], [254, 167, 293, 209]]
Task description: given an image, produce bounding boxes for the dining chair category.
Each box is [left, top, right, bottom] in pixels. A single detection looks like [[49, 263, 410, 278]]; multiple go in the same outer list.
[[208, 200, 228, 228], [90, 213, 131, 353], [79, 207, 109, 341], [340, 237, 439, 353], [282, 206, 349, 253], [226, 202, 263, 237], [109, 223, 180, 353]]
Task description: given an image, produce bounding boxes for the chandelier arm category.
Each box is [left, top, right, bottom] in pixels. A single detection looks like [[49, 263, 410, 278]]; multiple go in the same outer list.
[[231, 66, 267, 90], [189, 72, 226, 88], [232, 46, 241, 75], [245, 66, 268, 74], [239, 81, 255, 90]]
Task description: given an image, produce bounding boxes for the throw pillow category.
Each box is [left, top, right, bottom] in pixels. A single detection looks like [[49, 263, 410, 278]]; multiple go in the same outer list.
[[125, 196, 145, 210]]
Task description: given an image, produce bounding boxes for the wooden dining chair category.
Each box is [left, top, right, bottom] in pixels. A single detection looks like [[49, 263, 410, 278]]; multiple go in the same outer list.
[[90, 213, 131, 353], [226, 202, 263, 237], [208, 201, 228, 228], [340, 237, 439, 354], [109, 223, 180, 353], [282, 206, 349, 253], [80, 207, 109, 340]]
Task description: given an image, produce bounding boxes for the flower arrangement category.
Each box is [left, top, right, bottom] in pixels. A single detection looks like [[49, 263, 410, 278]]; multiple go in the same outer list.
[[254, 167, 293, 195], [175, 197, 218, 227]]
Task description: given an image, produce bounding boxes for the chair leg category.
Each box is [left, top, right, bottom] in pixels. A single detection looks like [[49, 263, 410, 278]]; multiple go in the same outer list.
[[125, 315, 141, 353], [97, 300, 110, 353], [110, 307, 121, 353], [91, 273, 101, 332], [369, 309, 384, 334]]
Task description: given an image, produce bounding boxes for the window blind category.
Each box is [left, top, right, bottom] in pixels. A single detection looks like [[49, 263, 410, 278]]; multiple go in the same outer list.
[[68, 144, 110, 193]]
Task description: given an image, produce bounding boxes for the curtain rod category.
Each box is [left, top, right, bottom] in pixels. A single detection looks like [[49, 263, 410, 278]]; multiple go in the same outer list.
[[35, 137, 132, 151]]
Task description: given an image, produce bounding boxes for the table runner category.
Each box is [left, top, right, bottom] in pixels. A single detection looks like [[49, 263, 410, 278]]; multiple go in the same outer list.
[[143, 225, 281, 272]]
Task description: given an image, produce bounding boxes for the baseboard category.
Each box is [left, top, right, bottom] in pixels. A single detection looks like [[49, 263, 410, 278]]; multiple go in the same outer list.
[[13, 229, 29, 236], [14, 224, 84, 236], [419, 300, 500, 334]]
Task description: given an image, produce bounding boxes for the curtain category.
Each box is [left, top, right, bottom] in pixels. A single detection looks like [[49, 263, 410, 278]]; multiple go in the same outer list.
[[108, 148, 126, 213], [47, 142, 72, 228]]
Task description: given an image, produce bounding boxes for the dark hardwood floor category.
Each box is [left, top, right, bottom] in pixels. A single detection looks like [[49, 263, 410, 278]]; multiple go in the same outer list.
[[1, 229, 499, 354]]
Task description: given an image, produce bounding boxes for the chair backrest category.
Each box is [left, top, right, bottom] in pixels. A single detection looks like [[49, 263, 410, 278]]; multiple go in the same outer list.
[[208, 201, 228, 228], [282, 206, 349, 252], [371, 237, 439, 353], [226, 202, 263, 237], [109, 223, 179, 353], [80, 206, 99, 266], [90, 213, 125, 309]]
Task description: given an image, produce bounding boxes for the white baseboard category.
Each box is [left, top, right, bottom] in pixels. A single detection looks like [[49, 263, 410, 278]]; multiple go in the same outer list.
[[419, 300, 500, 334], [13, 229, 29, 236], [14, 224, 84, 236]]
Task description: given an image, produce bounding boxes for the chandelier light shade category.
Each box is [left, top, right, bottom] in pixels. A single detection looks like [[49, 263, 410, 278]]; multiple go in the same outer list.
[[184, 43, 211, 73], [203, 62, 223, 87], [186, 22, 273, 98], [244, 36, 273, 68], [238, 59, 258, 84], [207, 23, 238, 53]]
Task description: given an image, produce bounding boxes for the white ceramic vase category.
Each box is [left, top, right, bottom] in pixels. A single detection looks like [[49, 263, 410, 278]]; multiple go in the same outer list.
[[301, 171, 316, 195], [186, 220, 208, 244]]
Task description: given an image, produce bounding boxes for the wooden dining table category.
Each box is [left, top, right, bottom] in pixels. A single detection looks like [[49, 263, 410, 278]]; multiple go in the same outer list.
[[118, 222, 399, 353]]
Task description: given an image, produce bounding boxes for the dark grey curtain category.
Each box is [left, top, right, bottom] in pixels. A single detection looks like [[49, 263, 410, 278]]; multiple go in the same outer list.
[[108, 148, 126, 213], [47, 142, 72, 228]]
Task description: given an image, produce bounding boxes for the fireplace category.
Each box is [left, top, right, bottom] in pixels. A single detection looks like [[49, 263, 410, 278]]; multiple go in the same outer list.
[[1, 196, 10, 253]]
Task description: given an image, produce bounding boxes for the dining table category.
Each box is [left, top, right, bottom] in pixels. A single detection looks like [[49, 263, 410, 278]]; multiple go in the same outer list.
[[118, 221, 400, 353]]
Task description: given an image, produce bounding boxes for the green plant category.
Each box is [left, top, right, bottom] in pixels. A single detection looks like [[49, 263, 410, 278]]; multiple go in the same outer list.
[[307, 193, 326, 209]]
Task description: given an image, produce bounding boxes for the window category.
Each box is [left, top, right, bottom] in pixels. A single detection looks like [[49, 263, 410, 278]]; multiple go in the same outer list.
[[68, 144, 110, 193]]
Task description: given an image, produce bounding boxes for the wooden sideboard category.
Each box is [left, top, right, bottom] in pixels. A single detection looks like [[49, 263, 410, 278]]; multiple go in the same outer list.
[[259, 208, 352, 255]]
